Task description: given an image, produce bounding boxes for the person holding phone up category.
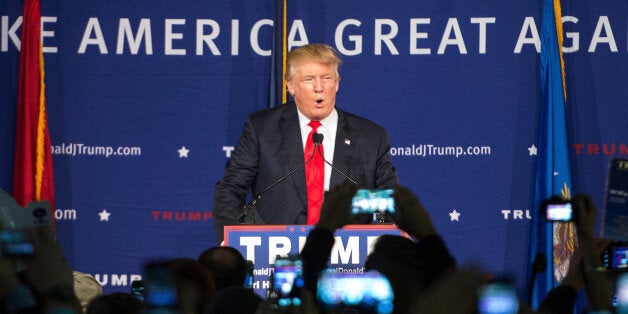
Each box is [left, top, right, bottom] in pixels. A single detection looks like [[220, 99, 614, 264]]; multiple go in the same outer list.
[[299, 182, 456, 314]]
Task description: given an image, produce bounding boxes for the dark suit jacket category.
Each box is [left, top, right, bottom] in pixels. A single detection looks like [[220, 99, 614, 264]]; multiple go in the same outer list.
[[213, 102, 398, 242]]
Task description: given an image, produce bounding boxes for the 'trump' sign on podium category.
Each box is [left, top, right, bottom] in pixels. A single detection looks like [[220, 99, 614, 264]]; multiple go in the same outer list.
[[224, 225, 404, 297]]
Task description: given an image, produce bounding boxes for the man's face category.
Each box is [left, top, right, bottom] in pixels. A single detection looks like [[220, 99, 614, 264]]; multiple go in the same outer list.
[[286, 60, 339, 121]]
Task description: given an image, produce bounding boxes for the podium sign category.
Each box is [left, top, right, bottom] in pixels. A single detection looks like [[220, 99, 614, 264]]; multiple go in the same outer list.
[[224, 224, 404, 297]]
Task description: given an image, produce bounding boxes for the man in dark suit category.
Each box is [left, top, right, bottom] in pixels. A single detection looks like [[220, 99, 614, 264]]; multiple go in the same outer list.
[[213, 44, 398, 243]]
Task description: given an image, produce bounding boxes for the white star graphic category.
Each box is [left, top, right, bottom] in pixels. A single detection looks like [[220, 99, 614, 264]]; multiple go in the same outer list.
[[99, 209, 110, 221], [178, 146, 190, 158], [449, 209, 460, 221], [528, 144, 537, 156]]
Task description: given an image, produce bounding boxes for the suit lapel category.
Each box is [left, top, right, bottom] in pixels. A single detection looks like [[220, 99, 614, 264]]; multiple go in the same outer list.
[[279, 104, 308, 206], [331, 109, 357, 188]]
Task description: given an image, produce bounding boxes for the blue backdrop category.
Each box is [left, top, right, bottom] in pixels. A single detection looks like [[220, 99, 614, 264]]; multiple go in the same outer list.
[[1, 0, 626, 296]]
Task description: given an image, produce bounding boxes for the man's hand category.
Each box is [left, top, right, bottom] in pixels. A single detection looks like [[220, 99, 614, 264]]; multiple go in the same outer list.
[[572, 193, 596, 239], [391, 185, 436, 240], [24, 227, 80, 310], [316, 181, 358, 232], [0, 257, 19, 295], [570, 193, 613, 312]]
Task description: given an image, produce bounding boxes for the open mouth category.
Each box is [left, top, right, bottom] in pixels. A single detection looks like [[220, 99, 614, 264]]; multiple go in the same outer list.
[[316, 99, 323, 104]]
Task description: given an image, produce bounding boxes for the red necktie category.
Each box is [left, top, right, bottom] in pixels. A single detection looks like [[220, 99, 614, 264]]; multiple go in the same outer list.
[[304, 120, 324, 224]]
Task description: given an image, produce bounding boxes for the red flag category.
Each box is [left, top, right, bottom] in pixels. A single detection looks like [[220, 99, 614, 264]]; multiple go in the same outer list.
[[13, 0, 55, 214]]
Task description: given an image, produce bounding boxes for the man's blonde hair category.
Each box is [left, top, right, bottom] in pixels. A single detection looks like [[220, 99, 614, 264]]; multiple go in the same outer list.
[[284, 44, 342, 81]]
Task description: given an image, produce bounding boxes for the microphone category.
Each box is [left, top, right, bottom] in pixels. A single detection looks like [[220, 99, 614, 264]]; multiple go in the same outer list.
[[312, 133, 360, 187], [236, 135, 320, 224], [312, 133, 324, 145]]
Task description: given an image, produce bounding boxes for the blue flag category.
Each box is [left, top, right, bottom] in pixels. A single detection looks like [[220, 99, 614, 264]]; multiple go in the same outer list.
[[527, 0, 576, 308]]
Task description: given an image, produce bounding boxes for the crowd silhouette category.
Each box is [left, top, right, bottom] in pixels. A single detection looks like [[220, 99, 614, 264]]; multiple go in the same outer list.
[[0, 182, 625, 313]]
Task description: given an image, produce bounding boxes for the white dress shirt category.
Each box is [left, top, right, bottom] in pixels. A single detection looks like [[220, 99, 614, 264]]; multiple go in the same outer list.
[[297, 108, 338, 191]]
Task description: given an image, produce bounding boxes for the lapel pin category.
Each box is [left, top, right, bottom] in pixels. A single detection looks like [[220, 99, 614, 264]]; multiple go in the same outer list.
[[344, 139, 351, 145]]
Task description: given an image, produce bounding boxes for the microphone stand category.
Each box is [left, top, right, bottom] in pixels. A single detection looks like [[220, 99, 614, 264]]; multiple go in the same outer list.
[[311, 133, 396, 224], [313, 133, 359, 187], [312, 135, 392, 224], [316, 147, 359, 187], [237, 137, 321, 224]]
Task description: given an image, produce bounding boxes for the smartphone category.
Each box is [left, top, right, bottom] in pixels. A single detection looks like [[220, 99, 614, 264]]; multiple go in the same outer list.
[[0, 229, 33, 257], [271, 256, 304, 310], [351, 189, 395, 215], [244, 260, 254, 288], [143, 262, 177, 312], [602, 242, 628, 270], [543, 200, 573, 222], [351, 189, 396, 224], [316, 269, 394, 314], [130, 280, 145, 301], [477, 282, 519, 314], [616, 273, 628, 314]]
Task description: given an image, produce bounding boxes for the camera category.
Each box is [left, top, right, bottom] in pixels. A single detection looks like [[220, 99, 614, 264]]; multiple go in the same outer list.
[[0, 190, 52, 259], [476, 282, 519, 314], [317, 269, 394, 314], [0, 189, 52, 229], [543, 198, 573, 222], [602, 242, 628, 270], [351, 189, 395, 224], [270, 256, 304, 310]]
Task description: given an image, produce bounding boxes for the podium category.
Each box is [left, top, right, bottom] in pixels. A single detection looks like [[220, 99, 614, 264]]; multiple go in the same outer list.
[[224, 224, 405, 297]]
